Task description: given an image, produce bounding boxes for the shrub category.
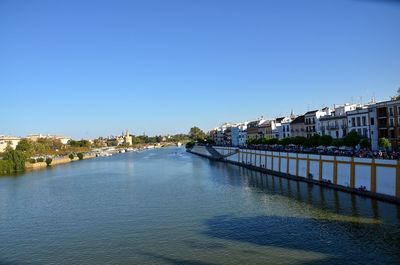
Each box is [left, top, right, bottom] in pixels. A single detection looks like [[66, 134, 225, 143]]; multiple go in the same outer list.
[[0, 160, 13, 174], [69, 153, 75, 160], [45, 157, 52, 166], [379, 138, 391, 150], [37, 157, 45, 163], [185, 141, 195, 149], [77, 153, 84, 160], [3, 150, 26, 172], [29, 158, 36, 164], [360, 138, 371, 149]]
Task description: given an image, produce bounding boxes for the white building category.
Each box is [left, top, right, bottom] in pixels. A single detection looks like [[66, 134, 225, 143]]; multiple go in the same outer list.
[[27, 134, 71, 145], [347, 107, 371, 138], [231, 122, 248, 147], [305, 107, 332, 138], [343, 104, 378, 150], [319, 104, 358, 139], [0, 135, 21, 153], [275, 116, 294, 139], [212, 123, 235, 146]]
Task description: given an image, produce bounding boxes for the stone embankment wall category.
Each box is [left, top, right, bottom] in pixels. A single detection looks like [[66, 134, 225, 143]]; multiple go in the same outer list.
[[25, 154, 96, 170], [189, 145, 400, 203]]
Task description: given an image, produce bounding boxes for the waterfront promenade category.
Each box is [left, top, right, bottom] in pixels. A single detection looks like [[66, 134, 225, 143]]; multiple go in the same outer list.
[[189, 145, 400, 203]]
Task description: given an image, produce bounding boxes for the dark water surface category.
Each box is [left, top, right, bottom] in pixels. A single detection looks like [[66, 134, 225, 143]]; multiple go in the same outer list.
[[1, 147, 400, 265]]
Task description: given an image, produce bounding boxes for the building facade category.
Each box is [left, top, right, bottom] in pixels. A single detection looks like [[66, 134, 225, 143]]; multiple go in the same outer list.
[[0, 136, 21, 153], [231, 123, 248, 147], [304, 108, 331, 138], [370, 99, 400, 150], [290, 115, 306, 138]]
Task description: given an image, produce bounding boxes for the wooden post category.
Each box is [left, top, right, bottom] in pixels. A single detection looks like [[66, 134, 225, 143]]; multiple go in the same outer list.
[[371, 159, 377, 193], [333, 156, 338, 185], [296, 154, 299, 177], [271, 155, 274, 171], [306, 155, 310, 178], [396, 160, 400, 197], [319, 155, 323, 181], [278, 153, 282, 172], [286, 153, 289, 174], [350, 157, 355, 189]]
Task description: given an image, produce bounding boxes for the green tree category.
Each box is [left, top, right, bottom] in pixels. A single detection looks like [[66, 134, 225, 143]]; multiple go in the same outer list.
[[280, 137, 292, 146], [360, 138, 371, 149], [0, 160, 13, 174], [16, 138, 34, 156], [305, 134, 320, 147], [344, 131, 361, 147], [246, 137, 257, 145], [319, 135, 333, 147], [69, 153, 75, 160], [3, 150, 26, 172], [45, 157, 53, 166], [332, 139, 344, 147], [77, 153, 84, 160], [189, 127, 207, 141], [292, 137, 307, 146], [379, 138, 391, 150]]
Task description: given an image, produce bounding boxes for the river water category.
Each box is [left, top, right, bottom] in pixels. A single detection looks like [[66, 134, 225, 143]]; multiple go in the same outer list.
[[0, 147, 399, 265]]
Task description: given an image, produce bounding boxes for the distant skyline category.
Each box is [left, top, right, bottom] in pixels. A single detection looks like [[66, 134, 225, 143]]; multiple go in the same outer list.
[[1, 0, 399, 139]]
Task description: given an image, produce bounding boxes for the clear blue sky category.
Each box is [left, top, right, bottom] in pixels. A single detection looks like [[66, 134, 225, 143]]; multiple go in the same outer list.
[[0, 0, 399, 139]]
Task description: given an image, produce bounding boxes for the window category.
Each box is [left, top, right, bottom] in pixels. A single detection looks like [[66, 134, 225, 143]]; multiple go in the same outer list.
[[370, 118, 374, 126], [357, 117, 361, 127], [357, 129, 362, 135], [389, 107, 394, 116], [362, 116, 366, 126], [352, 118, 356, 127], [363, 128, 368, 137], [390, 118, 394, 127]]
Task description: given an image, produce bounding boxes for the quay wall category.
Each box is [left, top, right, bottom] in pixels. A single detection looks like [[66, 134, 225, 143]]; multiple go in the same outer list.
[[25, 154, 96, 170], [189, 146, 400, 203]]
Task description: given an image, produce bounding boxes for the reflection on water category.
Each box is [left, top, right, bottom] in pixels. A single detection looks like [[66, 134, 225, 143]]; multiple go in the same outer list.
[[0, 147, 399, 265]]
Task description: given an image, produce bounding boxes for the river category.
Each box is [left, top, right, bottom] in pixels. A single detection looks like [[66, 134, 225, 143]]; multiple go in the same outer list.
[[0, 147, 399, 265]]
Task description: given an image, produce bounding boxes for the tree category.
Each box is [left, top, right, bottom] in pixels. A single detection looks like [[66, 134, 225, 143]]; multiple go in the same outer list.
[[360, 138, 371, 149], [45, 157, 53, 166], [69, 154, 75, 160], [292, 137, 307, 146], [379, 138, 391, 150], [246, 137, 257, 145], [16, 138, 34, 156], [318, 135, 333, 147], [77, 153, 84, 160], [280, 137, 292, 146], [3, 150, 26, 172], [344, 131, 361, 147], [332, 139, 344, 147], [0, 160, 13, 175], [189, 127, 207, 141], [306, 134, 320, 147]]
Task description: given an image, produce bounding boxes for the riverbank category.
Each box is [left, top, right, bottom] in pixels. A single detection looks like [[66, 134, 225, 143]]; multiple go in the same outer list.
[[25, 153, 96, 171], [188, 145, 400, 204]]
